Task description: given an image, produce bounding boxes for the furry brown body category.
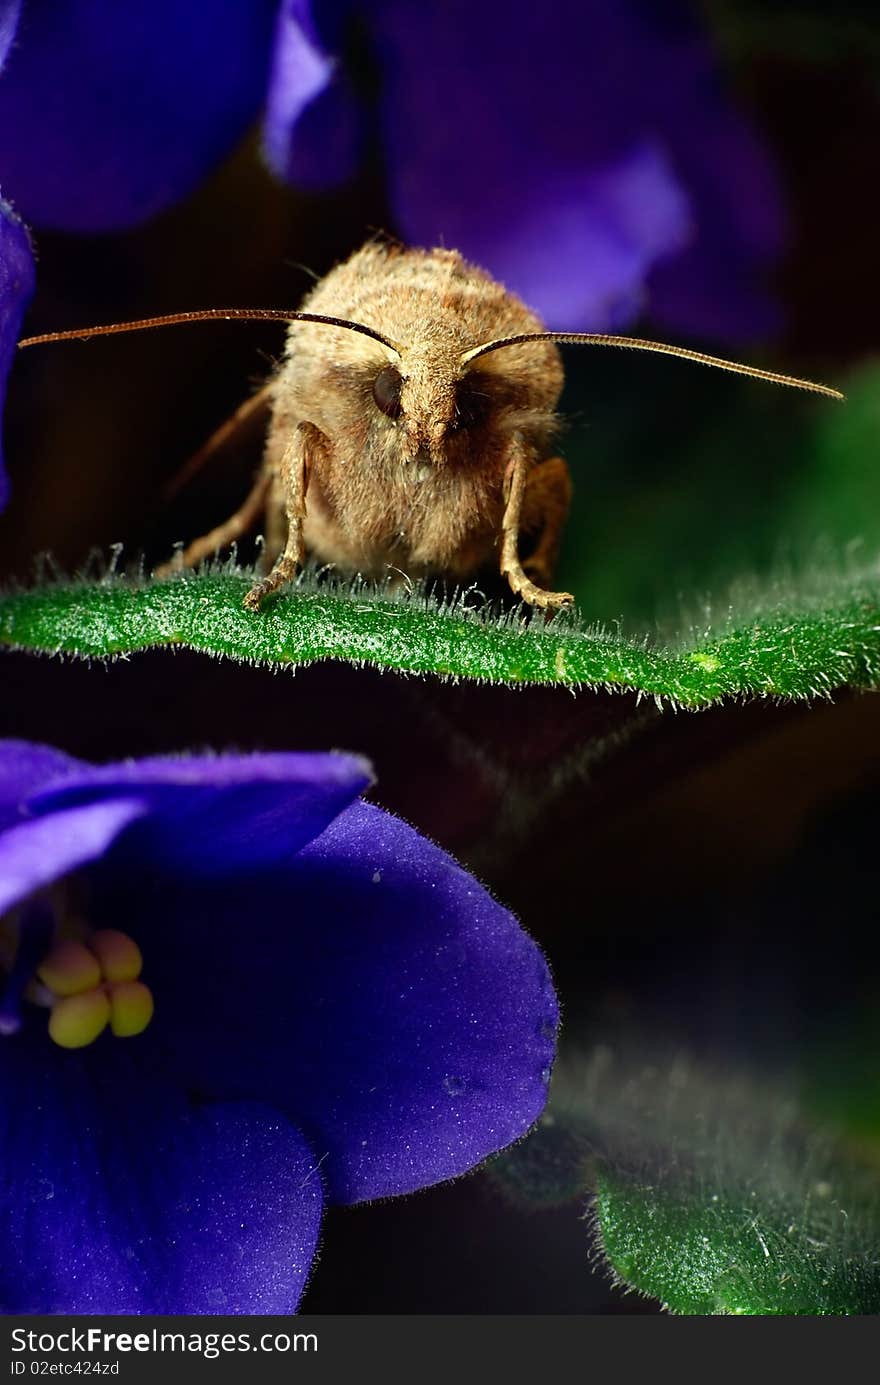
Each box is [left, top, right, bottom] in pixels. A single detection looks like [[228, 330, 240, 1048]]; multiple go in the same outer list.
[[166, 242, 575, 610], [265, 242, 567, 586]]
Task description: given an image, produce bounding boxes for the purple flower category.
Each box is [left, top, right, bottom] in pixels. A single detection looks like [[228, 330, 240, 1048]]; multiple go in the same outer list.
[[263, 0, 785, 337], [0, 1, 278, 232], [0, 739, 557, 1312], [0, 200, 34, 512], [0, 0, 783, 337]]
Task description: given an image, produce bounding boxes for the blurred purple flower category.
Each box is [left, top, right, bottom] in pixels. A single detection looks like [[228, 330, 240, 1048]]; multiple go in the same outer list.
[[0, 0, 783, 338], [266, 0, 786, 337], [0, 740, 557, 1312], [0, 200, 34, 511], [0, 1, 278, 232]]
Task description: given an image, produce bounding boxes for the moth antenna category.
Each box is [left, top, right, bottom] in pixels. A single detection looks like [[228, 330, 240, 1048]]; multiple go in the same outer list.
[[460, 332, 844, 401], [18, 309, 402, 356]]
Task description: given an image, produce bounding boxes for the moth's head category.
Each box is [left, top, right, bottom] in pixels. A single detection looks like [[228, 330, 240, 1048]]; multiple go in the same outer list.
[[368, 334, 564, 468]]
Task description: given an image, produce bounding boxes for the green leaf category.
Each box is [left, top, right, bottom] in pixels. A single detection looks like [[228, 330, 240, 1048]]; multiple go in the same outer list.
[[595, 1158, 880, 1316], [0, 563, 878, 705], [523, 1051, 880, 1315]]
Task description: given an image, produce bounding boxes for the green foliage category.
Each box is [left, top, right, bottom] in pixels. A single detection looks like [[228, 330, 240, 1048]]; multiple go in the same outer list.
[[0, 563, 877, 705], [591, 1057, 880, 1315], [595, 1158, 880, 1316], [556, 357, 880, 628]]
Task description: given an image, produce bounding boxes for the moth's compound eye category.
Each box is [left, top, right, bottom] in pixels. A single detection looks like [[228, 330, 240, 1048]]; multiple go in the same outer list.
[[372, 365, 403, 419]]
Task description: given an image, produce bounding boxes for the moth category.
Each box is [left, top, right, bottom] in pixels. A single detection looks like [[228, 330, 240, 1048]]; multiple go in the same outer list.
[[20, 241, 843, 611]]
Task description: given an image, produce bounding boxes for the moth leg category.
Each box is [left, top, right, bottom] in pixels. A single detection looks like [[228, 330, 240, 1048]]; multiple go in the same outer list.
[[155, 468, 272, 577], [244, 420, 324, 611], [519, 455, 573, 591], [501, 438, 574, 609], [164, 381, 274, 500], [260, 470, 287, 573]]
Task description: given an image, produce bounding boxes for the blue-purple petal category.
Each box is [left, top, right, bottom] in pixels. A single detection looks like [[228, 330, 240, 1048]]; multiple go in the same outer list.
[[0, 1, 278, 232], [0, 1, 19, 70], [0, 800, 147, 918], [648, 242, 782, 342], [0, 1041, 322, 1312], [439, 141, 692, 332], [270, 0, 784, 338], [0, 202, 34, 512], [96, 800, 558, 1204], [0, 739, 81, 832], [28, 749, 373, 877], [646, 90, 786, 339]]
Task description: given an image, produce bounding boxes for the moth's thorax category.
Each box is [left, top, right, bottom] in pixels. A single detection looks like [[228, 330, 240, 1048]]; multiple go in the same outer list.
[[264, 243, 565, 578], [295, 242, 556, 356]]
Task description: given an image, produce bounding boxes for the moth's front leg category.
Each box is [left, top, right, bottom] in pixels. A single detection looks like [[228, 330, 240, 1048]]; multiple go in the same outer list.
[[519, 455, 573, 592], [500, 435, 574, 610], [244, 421, 327, 611]]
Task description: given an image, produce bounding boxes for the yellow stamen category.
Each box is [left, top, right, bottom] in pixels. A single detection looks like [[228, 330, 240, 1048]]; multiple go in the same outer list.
[[37, 939, 102, 997], [23, 923, 154, 1049], [48, 990, 111, 1049], [108, 981, 154, 1038], [90, 929, 143, 983]]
